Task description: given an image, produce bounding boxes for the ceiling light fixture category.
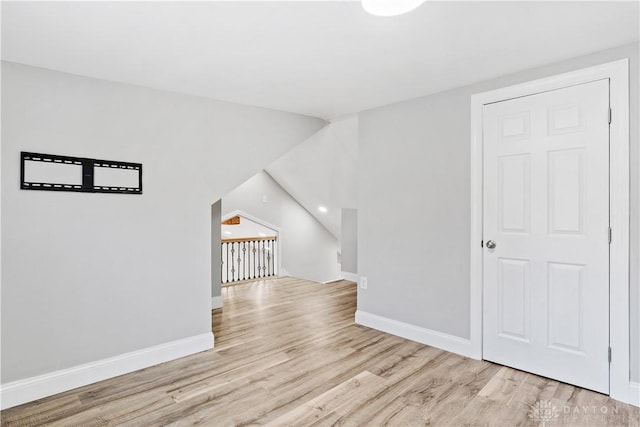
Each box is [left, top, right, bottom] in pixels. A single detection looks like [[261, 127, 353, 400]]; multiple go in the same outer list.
[[318, 206, 328, 213], [362, 0, 426, 17]]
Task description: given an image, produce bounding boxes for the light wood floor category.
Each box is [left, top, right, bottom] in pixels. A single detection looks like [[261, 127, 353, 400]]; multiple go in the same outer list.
[[2, 277, 638, 426]]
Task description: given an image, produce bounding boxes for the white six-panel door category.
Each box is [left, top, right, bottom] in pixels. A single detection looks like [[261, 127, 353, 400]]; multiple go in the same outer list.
[[482, 79, 610, 393]]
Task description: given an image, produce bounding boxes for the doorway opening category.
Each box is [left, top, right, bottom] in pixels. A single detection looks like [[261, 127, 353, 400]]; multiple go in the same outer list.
[[221, 211, 280, 286]]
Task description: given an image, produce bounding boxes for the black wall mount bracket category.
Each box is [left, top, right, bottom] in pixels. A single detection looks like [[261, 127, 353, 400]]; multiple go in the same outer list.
[[20, 151, 143, 194]]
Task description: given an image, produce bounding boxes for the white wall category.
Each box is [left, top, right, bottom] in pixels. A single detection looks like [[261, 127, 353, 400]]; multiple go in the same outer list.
[[222, 217, 276, 240], [358, 43, 639, 381], [341, 208, 358, 275], [211, 200, 222, 309], [222, 171, 340, 284], [1, 62, 325, 390]]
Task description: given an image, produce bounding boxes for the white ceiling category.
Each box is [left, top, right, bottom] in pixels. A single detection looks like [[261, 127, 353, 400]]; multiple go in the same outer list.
[[2, 1, 638, 120], [222, 216, 278, 239]]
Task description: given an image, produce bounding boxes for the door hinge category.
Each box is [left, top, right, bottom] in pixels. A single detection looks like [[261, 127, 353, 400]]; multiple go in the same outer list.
[[608, 347, 612, 363], [608, 227, 612, 244], [481, 240, 484, 248], [608, 107, 612, 124]]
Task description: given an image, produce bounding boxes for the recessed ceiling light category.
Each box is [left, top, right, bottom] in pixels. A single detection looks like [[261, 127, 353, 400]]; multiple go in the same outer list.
[[224, 231, 232, 236], [318, 206, 328, 213], [362, 0, 426, 17], [259, 232, 266, 237]]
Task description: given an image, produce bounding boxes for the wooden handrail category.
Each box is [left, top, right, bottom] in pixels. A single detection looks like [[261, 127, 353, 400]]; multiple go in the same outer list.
[[222, 236, 277, 243]]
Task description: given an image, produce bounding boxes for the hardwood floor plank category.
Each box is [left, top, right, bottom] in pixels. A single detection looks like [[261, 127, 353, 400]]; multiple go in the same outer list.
[[46, 391, 175, 427], [2, 277, 638, 427], [264, 371, 386, 426], [0, 394, 82, 427], [169, 351, 290, 403]]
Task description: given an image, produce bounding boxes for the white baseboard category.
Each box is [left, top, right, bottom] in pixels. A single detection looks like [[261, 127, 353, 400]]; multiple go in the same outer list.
[[341, 272, 359, 283], [211, 295, 223, 309], [0, 332, 214, 410], [355, 310, 474, 358], [355, 310, 638, 406], [628, 381, 640, 407]]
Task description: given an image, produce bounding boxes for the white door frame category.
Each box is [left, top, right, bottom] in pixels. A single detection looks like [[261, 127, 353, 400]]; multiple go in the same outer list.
[[470, 59, 633, 405]]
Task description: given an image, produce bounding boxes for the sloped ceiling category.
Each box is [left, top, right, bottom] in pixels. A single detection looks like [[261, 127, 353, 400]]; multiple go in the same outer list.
[[266, 115, 358, 239], [2, 1, 638, 119]]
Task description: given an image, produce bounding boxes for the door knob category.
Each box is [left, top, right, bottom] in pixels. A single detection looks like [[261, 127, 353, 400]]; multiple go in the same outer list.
[[486, 240, 496, 249]]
